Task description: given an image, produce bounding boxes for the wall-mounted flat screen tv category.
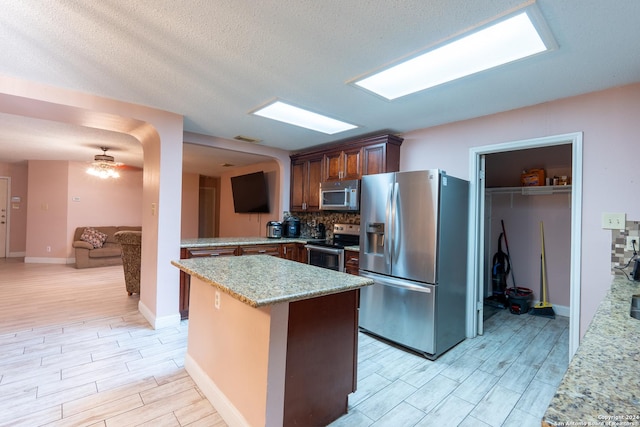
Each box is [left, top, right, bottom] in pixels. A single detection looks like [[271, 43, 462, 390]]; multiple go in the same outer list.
[[230, 171, 270, 213]]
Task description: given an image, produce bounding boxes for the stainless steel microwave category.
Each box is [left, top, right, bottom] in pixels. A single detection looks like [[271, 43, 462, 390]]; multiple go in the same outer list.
[[319, 179, 360, 211]]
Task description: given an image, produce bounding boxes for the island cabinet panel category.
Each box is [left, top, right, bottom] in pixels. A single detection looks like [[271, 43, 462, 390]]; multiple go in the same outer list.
[[345, 250, 360, 276], [284, 289, 359, 426]]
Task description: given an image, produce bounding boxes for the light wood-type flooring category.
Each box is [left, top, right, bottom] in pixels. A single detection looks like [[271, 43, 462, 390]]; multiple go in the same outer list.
[[0, 260, 568, 426]]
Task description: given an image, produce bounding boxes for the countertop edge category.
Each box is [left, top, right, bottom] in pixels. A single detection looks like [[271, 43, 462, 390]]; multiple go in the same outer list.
[[172, 257, 373, 308]]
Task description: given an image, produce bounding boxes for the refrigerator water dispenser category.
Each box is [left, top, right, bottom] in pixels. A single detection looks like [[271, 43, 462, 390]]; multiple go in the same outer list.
[[365, 223, 385, 255]]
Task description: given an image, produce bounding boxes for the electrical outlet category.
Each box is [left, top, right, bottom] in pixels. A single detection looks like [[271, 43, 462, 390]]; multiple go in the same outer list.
[[214, 291, 220, 309], [602, 212, 626, 229], [626, 237, 638, 251]]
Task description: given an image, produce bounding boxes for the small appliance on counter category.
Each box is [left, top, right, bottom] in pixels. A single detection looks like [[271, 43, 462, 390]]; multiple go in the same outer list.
[[266, 221, 283, 238], [283, 216, 301, 238]]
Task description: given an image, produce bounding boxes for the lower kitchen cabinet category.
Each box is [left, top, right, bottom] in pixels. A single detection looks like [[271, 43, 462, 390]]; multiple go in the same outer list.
[[345, 250, 360, 276], [282, 243, 307, 263]]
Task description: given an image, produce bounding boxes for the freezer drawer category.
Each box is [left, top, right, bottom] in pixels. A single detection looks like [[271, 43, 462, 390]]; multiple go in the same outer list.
[[359, 271, 436, 356]]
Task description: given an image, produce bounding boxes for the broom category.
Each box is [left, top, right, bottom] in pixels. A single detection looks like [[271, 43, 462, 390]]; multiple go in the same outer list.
[[530, 221, 555, 319]]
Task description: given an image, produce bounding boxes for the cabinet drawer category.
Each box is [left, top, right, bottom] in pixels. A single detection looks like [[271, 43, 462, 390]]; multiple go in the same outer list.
[[187, 247, 237, 257], [239, 244, 281, 256]]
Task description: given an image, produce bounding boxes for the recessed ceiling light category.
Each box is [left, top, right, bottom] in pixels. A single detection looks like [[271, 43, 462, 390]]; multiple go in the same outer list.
[[353, 5, 556, 100], [252, 101, 357, 134]]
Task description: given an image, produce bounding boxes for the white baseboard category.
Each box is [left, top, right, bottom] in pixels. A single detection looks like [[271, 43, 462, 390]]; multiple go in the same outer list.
[[8, 251, 25, 258], [530, 300, 570, 317], [138, 300, 181, 330], [184, 353, 249, 427], [24, 257, 67, 264]]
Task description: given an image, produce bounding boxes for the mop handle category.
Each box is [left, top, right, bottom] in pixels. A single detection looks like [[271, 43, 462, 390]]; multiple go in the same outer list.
[[540, 221, 548, 303]]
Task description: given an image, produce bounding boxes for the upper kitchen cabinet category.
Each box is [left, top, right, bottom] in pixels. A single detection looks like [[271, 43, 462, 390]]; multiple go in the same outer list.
[[290, 134, 403, 211], [362, 138, 402, 176], [323, 147, 362, 182], [291, 154, 322, 211]]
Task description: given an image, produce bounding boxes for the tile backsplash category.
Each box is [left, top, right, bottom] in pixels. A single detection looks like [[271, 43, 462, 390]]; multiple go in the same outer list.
[[284, 211, 360, 240], [610, 220, 640, 275]]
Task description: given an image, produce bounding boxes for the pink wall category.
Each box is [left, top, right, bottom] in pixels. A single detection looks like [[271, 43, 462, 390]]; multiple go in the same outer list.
[[25, 161, 69, 259], [0, 161, 28, 255], [219, 161, 281, 238], [401, 82, 640, 335], [181, 172, 199, 239], [66, 161, 143, 258]]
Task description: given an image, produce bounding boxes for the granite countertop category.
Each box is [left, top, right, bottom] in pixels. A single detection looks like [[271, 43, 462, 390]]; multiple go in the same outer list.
[[180, 237, 310, 248], [171, 255, 372, 308], [542, 276, 640, 426]]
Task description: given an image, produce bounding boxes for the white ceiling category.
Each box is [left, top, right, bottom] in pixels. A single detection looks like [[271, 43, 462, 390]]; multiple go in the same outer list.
[[1, 1, 639, 176]]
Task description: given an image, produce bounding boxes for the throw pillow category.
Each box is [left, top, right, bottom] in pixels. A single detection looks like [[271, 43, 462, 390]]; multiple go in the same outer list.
[[80, 227, 108, 249]]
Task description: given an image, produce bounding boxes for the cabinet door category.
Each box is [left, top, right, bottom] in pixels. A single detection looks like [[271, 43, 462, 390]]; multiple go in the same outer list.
[[323, 149, 362, 181], [342, 148, 362, 180], [323, 151, 343, 181], [362, 142, 400, 176], [281, 243, 306, 262], [239, 244, 281, 256], [306, 157, 322, 211], [345, 250, 360, 276], [291, 160, 306, 211]]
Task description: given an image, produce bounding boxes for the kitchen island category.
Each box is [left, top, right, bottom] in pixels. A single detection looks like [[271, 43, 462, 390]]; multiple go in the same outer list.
[[542, 276, 640, 426], [171, 255, 373, 427]]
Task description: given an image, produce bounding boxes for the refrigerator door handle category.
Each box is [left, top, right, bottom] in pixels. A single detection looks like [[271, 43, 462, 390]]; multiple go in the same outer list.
[[385, 182, 393, 265], [360, 271, 432, 293], [392, 181, 399, 261]]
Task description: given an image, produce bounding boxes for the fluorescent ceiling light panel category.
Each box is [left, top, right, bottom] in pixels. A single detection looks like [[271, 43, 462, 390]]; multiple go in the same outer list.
[[354, 9, 552, 100], [252, 101, 357, 134]]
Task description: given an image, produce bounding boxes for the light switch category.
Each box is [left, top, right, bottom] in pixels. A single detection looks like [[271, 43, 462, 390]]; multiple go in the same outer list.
[[602, 212, 626, 229]]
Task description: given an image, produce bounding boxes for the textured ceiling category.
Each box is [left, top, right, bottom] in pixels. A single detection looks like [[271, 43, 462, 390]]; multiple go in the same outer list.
[[1, 0, 639, 175]]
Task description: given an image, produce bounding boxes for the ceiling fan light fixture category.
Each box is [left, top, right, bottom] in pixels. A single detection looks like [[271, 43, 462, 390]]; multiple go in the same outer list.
[[86, 147, 120, 179], [353, 4, 556, 100]]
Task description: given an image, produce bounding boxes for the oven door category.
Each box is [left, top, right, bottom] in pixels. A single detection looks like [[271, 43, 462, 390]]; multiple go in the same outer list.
[[305, 245, 345, 272]]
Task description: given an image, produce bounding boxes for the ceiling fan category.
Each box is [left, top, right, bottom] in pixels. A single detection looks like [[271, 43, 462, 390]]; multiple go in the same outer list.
[[86, 147, 140, 178]]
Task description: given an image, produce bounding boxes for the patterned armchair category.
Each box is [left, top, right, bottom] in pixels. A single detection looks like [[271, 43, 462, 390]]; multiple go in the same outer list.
[[114, 231, 142, 295]]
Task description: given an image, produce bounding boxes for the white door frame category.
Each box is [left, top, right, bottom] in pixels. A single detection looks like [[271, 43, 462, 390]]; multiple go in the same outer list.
[[0, 177, 10, 258], [467, 132, 583, 358]]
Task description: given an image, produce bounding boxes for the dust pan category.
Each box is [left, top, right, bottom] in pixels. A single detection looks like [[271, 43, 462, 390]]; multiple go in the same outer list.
[[530, 221, 555, 319]]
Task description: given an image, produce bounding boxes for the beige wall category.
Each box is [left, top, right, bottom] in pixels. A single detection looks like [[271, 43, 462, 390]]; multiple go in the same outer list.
[[400, 82, 640, 336], [219, 161, 281, 238]]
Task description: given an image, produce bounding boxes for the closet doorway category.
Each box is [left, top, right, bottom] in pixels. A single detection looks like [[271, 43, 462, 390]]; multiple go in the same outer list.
[[468, 132, 583, 358]]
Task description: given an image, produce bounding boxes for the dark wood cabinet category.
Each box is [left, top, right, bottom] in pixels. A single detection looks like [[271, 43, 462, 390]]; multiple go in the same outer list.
[[282, 243, 306, 263], [323, 147, 362, 181], [291, 155, 322, 211], [362, 140, 401, 176], [345, 250, 360, 276], [290, 134, 402, 212]]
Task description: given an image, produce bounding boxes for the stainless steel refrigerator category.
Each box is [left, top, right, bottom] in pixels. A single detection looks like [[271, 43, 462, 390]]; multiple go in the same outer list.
[[359, 169, 469, 359]]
